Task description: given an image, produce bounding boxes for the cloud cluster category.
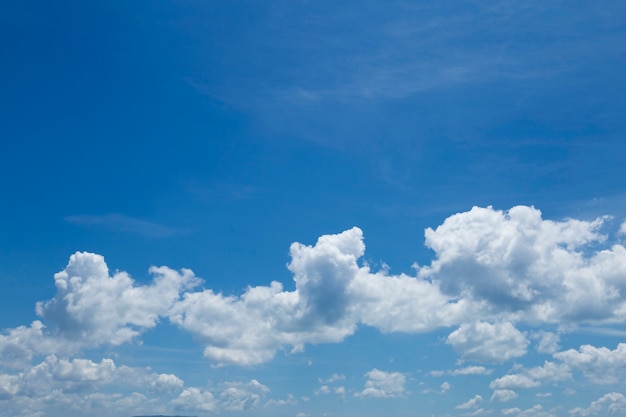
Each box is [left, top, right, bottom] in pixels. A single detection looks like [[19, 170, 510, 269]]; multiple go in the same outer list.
[[355, 369, 407, 398], [456, 394, 483, 409], [570, 392, 626, 416], [36, 251, 201, 348], [446, 321, 529, 363], [0, 353, 270, 417], [4, 205, 626, 370], [2, 205, 626, 415]]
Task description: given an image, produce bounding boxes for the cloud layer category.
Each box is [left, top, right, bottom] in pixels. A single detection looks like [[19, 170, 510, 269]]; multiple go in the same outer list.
[[2, 205, 626, 416], [5, 205, 626, 368]]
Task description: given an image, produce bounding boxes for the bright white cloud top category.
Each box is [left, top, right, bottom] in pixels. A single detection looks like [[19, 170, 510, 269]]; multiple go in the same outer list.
[[2, 206, 626, 416]]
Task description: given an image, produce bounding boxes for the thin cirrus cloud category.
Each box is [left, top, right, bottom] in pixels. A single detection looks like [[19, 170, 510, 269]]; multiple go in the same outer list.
[[65, 213, 180, 237]]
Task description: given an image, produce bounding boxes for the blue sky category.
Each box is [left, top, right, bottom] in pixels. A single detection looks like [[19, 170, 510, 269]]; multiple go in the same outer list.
[[2, 1, 626, 416]]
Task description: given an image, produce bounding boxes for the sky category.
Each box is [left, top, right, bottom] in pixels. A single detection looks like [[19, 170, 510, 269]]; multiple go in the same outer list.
[[2, 1, 626, 416]]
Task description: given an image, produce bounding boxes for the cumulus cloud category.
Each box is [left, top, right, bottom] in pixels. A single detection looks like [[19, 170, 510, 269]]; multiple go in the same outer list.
[[490, 374, 540, 390], [420, 205, 626, 324], [0, 321, 64, 369], [7, 205, 626, 369], [489, 361, 570, 390], [168, 227, 477, 365], [570, 392, 626, 416], [265, 393, 297, 407], [36, 252, 201, 348], [491, 389, 518, 402], [219, 379, 270, 411], [452, 366, 493, 376], [320, 373, 346, 384], [3, 203, 626, 417], [171, 387, 217, 413], [555, 344, 626, 384], [447, 321, 529, 363], [456, 394, 483, 409], [441, 381, 451, 393], [355, 369, 406, 398], [0, 355, 185, 399], [502, 405, 555, 417]]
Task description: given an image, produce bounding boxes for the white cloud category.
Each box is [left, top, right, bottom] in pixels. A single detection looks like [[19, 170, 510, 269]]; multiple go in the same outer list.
[[168, 227, 477, 365], [8, 206, 626, 369], [489, 360, 571, 391], [456, 394, 483, 409], [491, 390, 518, 402], [533, 331, 560, 354], [36, 252, 201, 348], [316, 385, 331, 395], [219, 379, 270, 411], [490, 374, 540, 390], [570, 392, 626, 416], [441, 381, 451, 393], [447, 321, 529, 363], [420, 205, 626, 324], [335, 386, 346, 401], [168, 228, 364, 365], [171, 387, 217, 413], [321, 373, 346, 383], [502, 405, 555, 417], [0, 354, 186, 398], [355, 369, 406, 398], [452, 366, 493, 376], [525, 361, 571, 382], [555, 343, 626, 384], [265, 393, 298, 407], [149, 373, 184, 394], [0, 321, 64, 369], [619, 221, 626, 236]]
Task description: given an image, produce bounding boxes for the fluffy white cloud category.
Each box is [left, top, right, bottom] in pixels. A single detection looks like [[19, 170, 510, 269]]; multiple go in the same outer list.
[[8, 206, 626, 369], [219, 379, 270, 411], [149, 373, 184, 394], [456, 394, 483, 409], [502, 405, 555, 417], [452, 366, 493, 376], [36, 252, 201, 347], [447, 321, 529, 363], [171, 387, 217, 413], [265, 393, 298, 407], [490, 374, 540, 390], [168, 228, 365, 365], [168, 227, 474, 365], [570, 392, 626, 416], [491, 389, 518, 402], [420, 206, 626, 324], [555, 344, 626, 384], [355, 369, 406, 398], [490, 361, 570, 391], [0, 355, 185, 399], [0, 321, 64, 369]]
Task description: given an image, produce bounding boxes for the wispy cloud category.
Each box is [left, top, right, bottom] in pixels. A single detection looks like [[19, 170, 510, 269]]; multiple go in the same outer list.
[[65, 213, 180, 238]]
